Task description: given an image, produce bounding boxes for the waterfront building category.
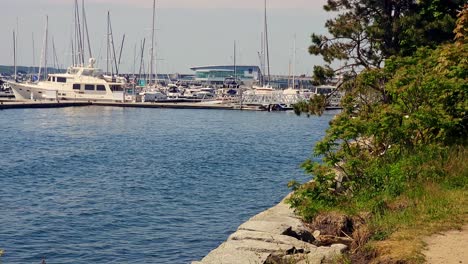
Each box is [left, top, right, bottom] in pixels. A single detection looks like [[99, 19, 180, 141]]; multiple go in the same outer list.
[[190, 65, 261, 86]]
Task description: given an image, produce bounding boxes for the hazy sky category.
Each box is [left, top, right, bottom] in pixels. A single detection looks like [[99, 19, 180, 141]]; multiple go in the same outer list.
[[1, 0, 332, 75]]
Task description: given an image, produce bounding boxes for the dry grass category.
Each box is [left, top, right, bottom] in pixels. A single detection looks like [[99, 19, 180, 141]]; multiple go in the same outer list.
[[369, 187, 468, 263]]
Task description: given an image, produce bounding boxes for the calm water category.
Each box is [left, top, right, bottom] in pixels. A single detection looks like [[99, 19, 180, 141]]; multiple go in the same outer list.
[[0, 106, 335, 264]]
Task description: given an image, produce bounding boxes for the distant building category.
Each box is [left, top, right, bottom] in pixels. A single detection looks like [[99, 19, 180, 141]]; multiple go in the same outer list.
[[190, 65, 261, 86]]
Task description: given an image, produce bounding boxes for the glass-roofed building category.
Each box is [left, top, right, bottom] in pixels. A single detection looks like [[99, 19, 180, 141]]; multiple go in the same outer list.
[[190, 65, 261, 86]]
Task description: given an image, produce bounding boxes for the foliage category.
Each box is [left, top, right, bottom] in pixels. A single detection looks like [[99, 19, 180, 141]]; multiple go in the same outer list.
[[454, 4, 468, 46], [289, 41, 467, 220], [289, 3, 468, 220], [310, 0, 464, 75]]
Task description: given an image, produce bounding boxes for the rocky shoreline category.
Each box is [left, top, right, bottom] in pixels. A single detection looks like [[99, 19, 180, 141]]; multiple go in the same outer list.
[[193, 195, 347, 264]]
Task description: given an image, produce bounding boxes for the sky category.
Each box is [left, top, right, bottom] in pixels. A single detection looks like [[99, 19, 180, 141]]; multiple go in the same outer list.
[[1, 0, 333, 75]]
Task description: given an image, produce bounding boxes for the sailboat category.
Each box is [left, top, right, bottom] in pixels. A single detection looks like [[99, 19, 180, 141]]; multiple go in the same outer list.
[[138, 0, 168, 102], [283, 35, 300, 95], [251, 0, 274, 95], [9, 0, 126, 102]]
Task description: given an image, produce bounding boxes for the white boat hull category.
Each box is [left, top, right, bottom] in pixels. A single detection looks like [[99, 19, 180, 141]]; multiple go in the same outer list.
[[9, 81, 124, 102]]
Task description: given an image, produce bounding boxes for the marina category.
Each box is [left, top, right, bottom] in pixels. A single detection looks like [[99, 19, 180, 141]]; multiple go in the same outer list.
[[0, 1, 343, 264]]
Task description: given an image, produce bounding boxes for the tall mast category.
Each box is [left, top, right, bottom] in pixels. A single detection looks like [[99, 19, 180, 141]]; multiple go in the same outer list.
[[38, 16, 48, 80], [44, 16, 49, 79], [108, 13, 118, 75], [150, 0, 156, 85], [138, 38, 146, 85], [264, 0, 270, 84], [32, 33, 36, 76], [292, 35, 296, 89], [15, 18, 19, 80], [233, 41, 237, 82], [82, 0, 85, 63], [13, 31, 17, 81], [118, 34, 126, 69], [71, 36, 75, 67], [107, 11, 110, 74], [52, 37, 60, 72], [74, 0, 83, 65], [133, 42, 137, 78], [82, 0, 92, 59], [260, 31, 264, 85]]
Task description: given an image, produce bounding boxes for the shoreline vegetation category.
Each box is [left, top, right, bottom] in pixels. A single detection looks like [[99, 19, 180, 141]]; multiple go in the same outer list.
[[287, 1, 467, 263]]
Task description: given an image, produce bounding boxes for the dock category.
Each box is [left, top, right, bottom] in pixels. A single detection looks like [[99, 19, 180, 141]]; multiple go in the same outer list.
[[0, 100, 243, 111], [0, 101, 92, 110], [93, 101, 237, 110]]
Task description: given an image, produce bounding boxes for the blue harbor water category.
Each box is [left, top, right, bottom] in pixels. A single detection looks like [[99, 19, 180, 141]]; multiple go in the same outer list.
[[0, 107, 336, 263]]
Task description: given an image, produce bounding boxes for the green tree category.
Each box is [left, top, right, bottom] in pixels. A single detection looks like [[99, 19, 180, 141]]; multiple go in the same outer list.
[[289, 3, 468, 219]]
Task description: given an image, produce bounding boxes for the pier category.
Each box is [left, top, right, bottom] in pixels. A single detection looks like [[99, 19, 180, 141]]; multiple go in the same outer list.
[[0, 100, 241, 111], [0, 101, 92, 110]]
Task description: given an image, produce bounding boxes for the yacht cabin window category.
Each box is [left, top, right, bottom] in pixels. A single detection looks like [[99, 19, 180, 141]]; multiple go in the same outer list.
[[57, 77, 66, 83], [110, 85, 123, 92], [73, 84, 81, 90], [85, 84, 95, 91], [96, 85, 106, 91]]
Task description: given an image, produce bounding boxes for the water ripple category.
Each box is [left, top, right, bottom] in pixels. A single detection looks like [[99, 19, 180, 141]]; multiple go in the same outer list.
[[0, 106, 336, 263]]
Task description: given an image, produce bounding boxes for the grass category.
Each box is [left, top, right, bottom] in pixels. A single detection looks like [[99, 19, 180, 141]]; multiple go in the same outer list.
[[369, 185, 467, 263], [292, 145, 468, 263], [353, 145, 468, 263]]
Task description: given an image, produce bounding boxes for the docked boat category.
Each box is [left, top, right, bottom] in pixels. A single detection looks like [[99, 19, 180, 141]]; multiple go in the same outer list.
[[0, 79, 14, 98], [9, 58, 126, 102]]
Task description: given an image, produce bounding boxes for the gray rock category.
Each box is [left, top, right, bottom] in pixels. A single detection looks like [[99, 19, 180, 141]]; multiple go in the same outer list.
[[193, 197, 346, 264]]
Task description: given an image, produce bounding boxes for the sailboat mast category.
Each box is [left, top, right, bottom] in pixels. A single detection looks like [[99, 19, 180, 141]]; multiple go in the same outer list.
[[13, 31, 17, 81], [81, 0, 86, 63], [260, 31, 264, 85], [82, 0, 92, 59], [264, 0, 270, 84], [107, 14, 118, 75], [234, 41, 238, 84], [292, 35, 296, 89], [74, 0, 83, 65], [138, 38, 146, 86], [106, 11, 110, 74], [53, 37, 60, 73], [150, 0, 156, 85], [118, 34, 125, 68], [44, 16, 49, 79], [32, 33, 36, 76], [71, 36, 75, 67], [38, 16, 48, 80], [15, 18, 19, 81]]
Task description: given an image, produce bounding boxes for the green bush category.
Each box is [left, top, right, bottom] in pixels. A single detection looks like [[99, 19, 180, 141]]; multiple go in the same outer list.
[[288, 43, 467, 220]]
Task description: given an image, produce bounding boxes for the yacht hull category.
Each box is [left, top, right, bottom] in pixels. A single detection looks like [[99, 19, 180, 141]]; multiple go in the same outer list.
[[9, 81, 124, 102]]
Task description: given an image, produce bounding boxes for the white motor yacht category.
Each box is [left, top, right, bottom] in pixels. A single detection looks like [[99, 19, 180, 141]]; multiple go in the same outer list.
[[9, 58, 126, 102]]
